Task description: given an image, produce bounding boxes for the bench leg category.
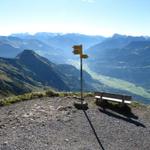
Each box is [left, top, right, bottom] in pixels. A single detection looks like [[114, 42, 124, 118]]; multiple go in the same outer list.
[[95, 98, 104, 105], [95, 98, 100, 105], [119, 102, 125, 108]]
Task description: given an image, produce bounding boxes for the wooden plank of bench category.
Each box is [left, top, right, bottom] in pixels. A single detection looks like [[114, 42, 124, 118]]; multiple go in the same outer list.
[[94, 92, 132, 101], [95, 96, 131, 104]]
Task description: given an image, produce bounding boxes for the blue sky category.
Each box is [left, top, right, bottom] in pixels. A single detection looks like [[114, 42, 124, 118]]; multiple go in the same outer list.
[[0, 0, 150, 36]]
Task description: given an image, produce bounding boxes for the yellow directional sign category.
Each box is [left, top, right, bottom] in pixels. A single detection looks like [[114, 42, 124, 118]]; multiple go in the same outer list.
[[72, 45, 82, 55], [73, 49, 81, 54], [81, 54, 88, 59]]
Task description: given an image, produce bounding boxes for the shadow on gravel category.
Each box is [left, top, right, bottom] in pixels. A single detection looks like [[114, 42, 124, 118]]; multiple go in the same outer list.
[[83, 110, 105, 150], [96, 101, 138, 119], [98, 108, 146, 128]]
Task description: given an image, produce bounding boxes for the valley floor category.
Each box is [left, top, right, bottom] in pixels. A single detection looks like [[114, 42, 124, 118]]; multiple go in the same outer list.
[[0, 97, 150, 150]]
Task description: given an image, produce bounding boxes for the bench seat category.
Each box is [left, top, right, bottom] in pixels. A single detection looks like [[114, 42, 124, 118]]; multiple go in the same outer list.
[[95, 96, 131, 104], [95, 92, 132, 105]]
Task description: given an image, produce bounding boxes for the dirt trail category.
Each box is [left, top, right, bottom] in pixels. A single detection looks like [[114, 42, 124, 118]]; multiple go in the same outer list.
[[0, 97, 150, 150]]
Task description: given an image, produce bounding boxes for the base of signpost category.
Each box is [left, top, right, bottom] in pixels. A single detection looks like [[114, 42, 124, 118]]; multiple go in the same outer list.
[[74, 100, 88, 110]]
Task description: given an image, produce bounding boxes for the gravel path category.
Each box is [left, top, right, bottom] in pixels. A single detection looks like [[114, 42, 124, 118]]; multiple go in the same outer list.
[[0, 97, 150, 150]]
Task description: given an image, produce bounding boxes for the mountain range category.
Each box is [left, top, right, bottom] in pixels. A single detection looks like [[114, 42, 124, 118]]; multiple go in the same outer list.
[[87, 34, 150, 89], [0, 33, 104, 64], [0, 49, 104, 97], [0, 32, 150, 104]]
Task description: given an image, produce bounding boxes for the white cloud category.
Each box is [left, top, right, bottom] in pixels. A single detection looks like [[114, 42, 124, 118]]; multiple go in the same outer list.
[[81, 0, 96, 3]]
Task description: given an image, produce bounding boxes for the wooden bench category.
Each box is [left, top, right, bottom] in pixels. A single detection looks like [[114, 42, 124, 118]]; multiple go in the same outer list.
[[95, 92, 132, 105]]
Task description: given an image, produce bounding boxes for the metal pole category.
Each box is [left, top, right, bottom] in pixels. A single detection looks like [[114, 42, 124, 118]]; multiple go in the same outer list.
[[80, 55, 83, 104]]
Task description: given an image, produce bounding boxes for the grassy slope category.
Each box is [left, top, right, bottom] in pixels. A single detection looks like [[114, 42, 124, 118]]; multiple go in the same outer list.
[[0, 59, 43, 96]]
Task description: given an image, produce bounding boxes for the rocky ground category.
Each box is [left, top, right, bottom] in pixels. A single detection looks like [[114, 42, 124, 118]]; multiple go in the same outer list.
[[0, 96, 150, 150]]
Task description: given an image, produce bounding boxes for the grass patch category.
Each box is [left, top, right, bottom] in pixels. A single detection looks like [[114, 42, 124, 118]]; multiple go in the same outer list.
[[45, 90, 59, 97], [0, 90, 50, 106], [0, 90, 95, 107], [1, 90, 147, 110], [59, 92, 80, 97], [131, 101, 147, 108], [59, 92, 94, 97], [0, 92, 44, 106]]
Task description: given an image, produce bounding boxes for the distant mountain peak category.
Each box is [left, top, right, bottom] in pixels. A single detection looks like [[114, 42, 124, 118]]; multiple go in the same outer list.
[[112, 33, 127, 39], [16, 49, 54, 67], [16, 49, 47, 64], [16, 49, 37, 59], [34, 32, 62, 37]]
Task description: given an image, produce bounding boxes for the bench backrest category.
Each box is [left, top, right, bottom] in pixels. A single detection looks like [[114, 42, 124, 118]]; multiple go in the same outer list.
[[94, 92, 132, 101]]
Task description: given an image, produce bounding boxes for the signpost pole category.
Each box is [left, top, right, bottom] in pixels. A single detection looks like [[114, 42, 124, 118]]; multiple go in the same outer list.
[[72, 44, 88, 109], [80, 54, 83, 104]]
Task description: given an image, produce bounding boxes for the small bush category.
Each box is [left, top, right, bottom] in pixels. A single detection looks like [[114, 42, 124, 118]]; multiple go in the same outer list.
[[83, 92, 94, 97], [45, 90, 59, 97], [63, 92, 71, 97], [60, 92, 76, 97], [131, 101, 146, 108], [0, 96, 21, 106], [0, 99, 6, 106], [30, 92, 45, 99]]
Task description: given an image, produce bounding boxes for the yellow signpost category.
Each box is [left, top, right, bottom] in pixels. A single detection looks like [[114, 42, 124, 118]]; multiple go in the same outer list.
[[81, 54, 88, 59], [73, 45, 82, 54], [72, 44, 88, 108]]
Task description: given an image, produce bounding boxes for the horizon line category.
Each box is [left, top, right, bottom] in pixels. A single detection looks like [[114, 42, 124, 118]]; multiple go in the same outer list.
[[0, 31, 149, 38]]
